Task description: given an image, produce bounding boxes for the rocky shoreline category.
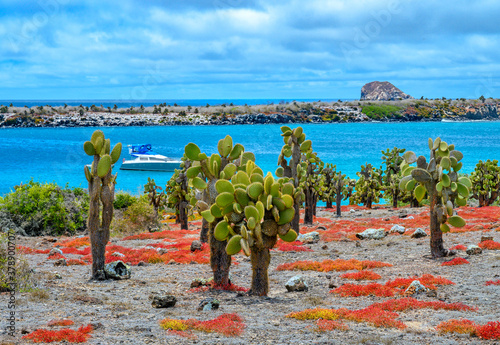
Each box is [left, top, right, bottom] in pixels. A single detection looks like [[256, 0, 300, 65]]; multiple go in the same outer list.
[[1, 100, 499, 128]]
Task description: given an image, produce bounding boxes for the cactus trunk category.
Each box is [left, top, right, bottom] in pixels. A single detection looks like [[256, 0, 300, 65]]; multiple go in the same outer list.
[[209, 225, 231, 286], [179, 201, 189, 230], [335, 180, 342, 217], [90, 225, 109, 280], [392, 187, 399, 208], [326, 200, 332, 209], [248, 246, 271, 296], [200, 218, 209, 243], [304, 187, 314, 225], [428, 187, 453, 258]]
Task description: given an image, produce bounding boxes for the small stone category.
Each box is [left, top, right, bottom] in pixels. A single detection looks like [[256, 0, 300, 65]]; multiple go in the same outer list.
[[104, 261, 131, 280], [437, 292, 448, 301], [49, 248, 63, 256], [144, 246, 155, 250], [426, 290, 437, 298], [328, 279, 339, 289], [197, 297, 220, 311], [350, 209, 356, 213], [297, 232, 320, 244], [54, 258, 67, 266], [356, 228, 387, 240], [285, 276, 309, 292], [137, 261, 148, 267], [407, 216, 415, 220], [355, 241, 361, 247], [411, 228, 427, 239], [466, 245, 482, 255], [317, 226, 327, 231], [157, 248, 168, 255], [325, 275, 331, 279], [190, 240, 203, 252], [190, 278, 210, 288], [111, 252, 125, 257], [321, 244, 328, 250], [152, 295, 177, 308], [54, 273, 62, 279], [403, 280, 429, 296], [390, 225, 405, 234], [168, 259, 178, 265], [481, 235, 493, 243]]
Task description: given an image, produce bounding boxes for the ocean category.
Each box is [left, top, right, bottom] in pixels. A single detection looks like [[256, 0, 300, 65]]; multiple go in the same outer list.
[[1, 121, 499, 196]]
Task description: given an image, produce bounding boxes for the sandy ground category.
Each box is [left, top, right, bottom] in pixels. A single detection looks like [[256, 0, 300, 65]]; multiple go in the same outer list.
[[3, 206, 500, 345]]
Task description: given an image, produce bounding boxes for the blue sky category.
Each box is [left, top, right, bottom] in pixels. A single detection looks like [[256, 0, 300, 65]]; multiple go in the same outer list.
[[0, 0, 499, 100]]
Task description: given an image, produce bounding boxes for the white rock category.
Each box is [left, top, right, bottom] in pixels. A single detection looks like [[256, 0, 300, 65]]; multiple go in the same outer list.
[[356, 228, 387, 240], [390, 225, 405, 234]]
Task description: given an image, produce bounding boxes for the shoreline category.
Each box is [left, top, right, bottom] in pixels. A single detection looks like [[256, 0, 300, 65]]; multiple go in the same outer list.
[[1, 99, 499, 128]]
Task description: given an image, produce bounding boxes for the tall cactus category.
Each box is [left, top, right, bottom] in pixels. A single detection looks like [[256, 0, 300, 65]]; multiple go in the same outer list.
[[83, 130, 122, 280], [184, 135, 253, 286], [201, 164, 297, 296], [300, 149, 322, 225], [381, 147, 406, 208], [276, 126, 308, 233], [318, 164, 353, 217], [400, 137, 471, 258], [165, 157, 192, 230], [144, 177, 166, 228], [350, 163, 383, 209], [470, 159, 500, 207]]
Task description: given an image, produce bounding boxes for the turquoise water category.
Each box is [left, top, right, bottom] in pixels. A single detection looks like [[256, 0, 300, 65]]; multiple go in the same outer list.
[[1, 122, 499, 196]]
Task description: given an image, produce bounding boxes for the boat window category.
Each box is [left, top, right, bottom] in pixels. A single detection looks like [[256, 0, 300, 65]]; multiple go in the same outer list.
[[140, 157, 149, 161], [149, 157, 166, 161]]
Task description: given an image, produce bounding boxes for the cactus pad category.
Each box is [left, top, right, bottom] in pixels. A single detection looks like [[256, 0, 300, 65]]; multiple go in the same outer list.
[[97, 154, 111, 177]]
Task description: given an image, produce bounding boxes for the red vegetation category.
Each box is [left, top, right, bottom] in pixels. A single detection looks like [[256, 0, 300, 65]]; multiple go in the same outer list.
[[275, 241, 313, 252], [57, 237, 90, 248], [369, 297, 476, 312], [66, 259, 87, 266], [22, 324, 92, 343], [331, 283, 396, 297], [122, 229, 199, 241], [47, 253, 67, 260], [449, 244, 467, 251], [159, 313, 245, 337], [315, 319, 349, 332], [47, 319, 75, 327], [340, 270, 382, 281], [17, 246, 50, 254], [441, 257, 470, 266], [384, 274, 454, 290], [485, 280, 500, 286], [478, 240, 500, 250], [436, 319, 500, 340], [188, 282, 248, 293], [276, 259, 392, 272]]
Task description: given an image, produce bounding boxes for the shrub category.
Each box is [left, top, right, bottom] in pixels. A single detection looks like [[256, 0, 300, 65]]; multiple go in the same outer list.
[[159, 313, 245, 337], [22, 324, 92, 343], [0, 233, 35, 292], [113, 192, 137, 209], [0, 180, 89, 236], [111, 196, 157, 234], [361, 104, 403, 120], [441, 257, 470, 266]]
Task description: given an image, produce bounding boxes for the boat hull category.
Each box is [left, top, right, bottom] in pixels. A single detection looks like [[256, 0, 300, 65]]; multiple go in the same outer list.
[[120, 161, 181, 172]]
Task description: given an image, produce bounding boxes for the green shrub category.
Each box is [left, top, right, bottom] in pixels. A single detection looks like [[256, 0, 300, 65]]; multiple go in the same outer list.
[[0, 233, 35, 292], [113, 192, 137, 209], [361, 104, 403, 120], [111, 195, 158, 234], [0, 180, 89, 236]]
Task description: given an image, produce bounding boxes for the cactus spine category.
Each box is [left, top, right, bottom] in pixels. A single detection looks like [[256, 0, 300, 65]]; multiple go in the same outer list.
[[276, 126, 308, 233], [83, 130, 121, 280], [401, 137, 471, 258]]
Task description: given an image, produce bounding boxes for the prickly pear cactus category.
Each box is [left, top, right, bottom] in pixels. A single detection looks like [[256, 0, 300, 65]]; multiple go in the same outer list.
[[184, 135, 254, 286], [470, 159, 500, 207], [300, 152, 323, 225], [200, 163, 297, 296], [381, 147, 406, 208], [401, 137, 471, 258], [318, 164, 352, 217], [350, 163, 383, 209], [144, 177, 166, 224], [276, 126, 309, 232], [83, 130, 122, 280], [165, 158, 192, 229]]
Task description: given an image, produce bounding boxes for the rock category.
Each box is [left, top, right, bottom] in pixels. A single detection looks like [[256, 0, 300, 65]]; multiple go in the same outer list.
[[481, 235, 493, 242], [197, 297, 220, 311], [143, 246, 155, 250], [49, 248, 63, 256], [390, 225, 405, 234], [190, 278, 211, 288], [54, 273, 62, 279], [157, 248, 168, 255], [54, 258, 67, 266], [111, 252, 125, 257], [403, 280, 429, 296], [104, 261, 131, 280], [137, 261, 148, 267], [350, 209, 356, 213], [285, 276, 309, 292], [407, 216, 414, 220], [317, 226, 327, 231], [466, 245, 482, 255], [355, 228, 387, 240], [190, 240, 203, 252], [151, 295, 177, 308], [321, 244, 328, 250], [297, 232, 320, 244], [360, 81, 413, 101], [411, 228, 427, 238]]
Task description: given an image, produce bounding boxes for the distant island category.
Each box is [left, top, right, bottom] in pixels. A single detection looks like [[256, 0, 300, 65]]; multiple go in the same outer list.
[[1, 94, 498, 128]]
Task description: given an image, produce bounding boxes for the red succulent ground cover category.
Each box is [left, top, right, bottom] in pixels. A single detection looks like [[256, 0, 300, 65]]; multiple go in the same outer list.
[[188, 282, 248, 293], [47, 319, 75, 327], [331, 274, 455, 297], [22, 324, 93, 343], [274, 240, 313, 252], [485, 280, 500, 286], [436, 319, 500, 340], [478, 240, 500, 250], [276, 259, 392, 272], [369, 297, 476, 312], [122, 228, 199, 241], [17, 246, 50, 254], [441, 257, 470, 266], [449, 244, 467, 251], [159, 313, 245, 338], [315, 319, 349, 332], [57, 237, 90, 248], [340, 270, 382, 281]]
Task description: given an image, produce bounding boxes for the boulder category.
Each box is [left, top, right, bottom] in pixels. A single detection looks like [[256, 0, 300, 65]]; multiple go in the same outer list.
[[152, 295, 176, 308], [111, 252, 125, 257], [360, 81, 413, 101], [285, 276, 309, 292], [390, 225, 405, 234], [411, 228, 427, 239], [466, 245, 482, 255], [53, 258, 67, 266], [481, 235, 493, 243], [356, 228, 387, 240], [297, 232, 320, 244], [197, 298, 220, 311], [403, 280, 429, 296], [190, 240, 203, 252], [104, 261, 131, 280], [49, 248, 63, 256]]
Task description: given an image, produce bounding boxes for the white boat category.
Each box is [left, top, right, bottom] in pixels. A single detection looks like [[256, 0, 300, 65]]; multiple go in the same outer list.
[[119, 144, 182, 171]]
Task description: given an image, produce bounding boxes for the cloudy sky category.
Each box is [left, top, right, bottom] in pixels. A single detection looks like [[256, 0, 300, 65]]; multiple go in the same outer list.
[[0, 0, 499, 100]]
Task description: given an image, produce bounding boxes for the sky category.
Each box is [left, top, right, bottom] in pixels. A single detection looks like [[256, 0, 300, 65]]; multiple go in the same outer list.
[[0, 0, 499, 101]]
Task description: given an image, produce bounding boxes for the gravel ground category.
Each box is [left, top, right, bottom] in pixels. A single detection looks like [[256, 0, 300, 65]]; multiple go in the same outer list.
[[3, 206, 500, 345]]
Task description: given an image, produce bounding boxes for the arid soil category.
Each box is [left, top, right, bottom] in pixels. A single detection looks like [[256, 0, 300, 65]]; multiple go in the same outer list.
[[4, 206, 500, 345]]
